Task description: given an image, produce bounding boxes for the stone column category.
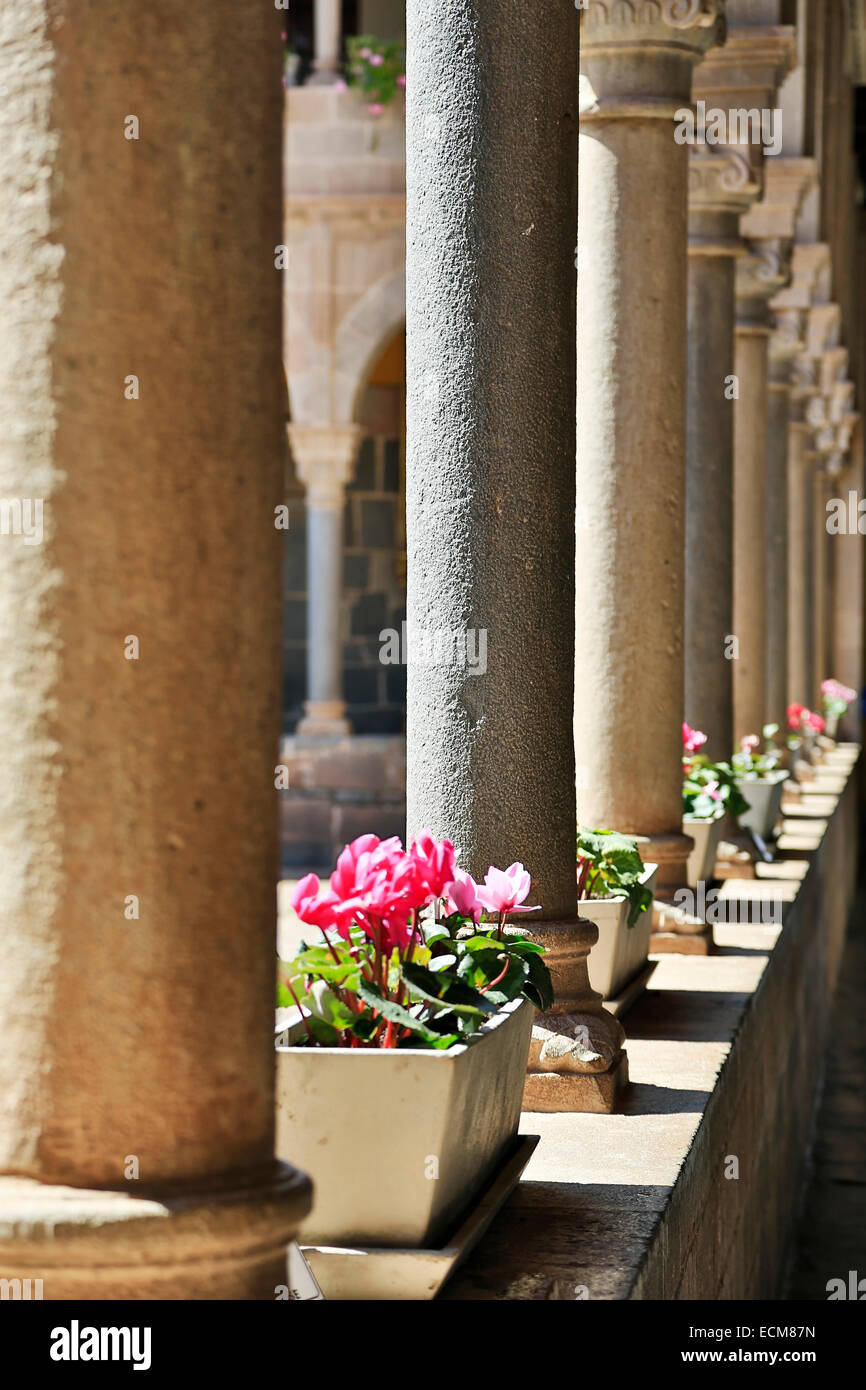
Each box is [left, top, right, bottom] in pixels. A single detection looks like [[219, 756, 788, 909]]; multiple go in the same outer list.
[[685, 147, 756, 760], [0, 1, 311, 1298], [832, 417, 864, 733], [289, 424, 360, 739], [741, 163, 816, 730], [812, 461, 835, 700], [787, 421, 816, 706], [732, 246, 788, 744], [575, 0, 723, 901], [308, 0, 343, 86], [765, 361, 793, 729], [407, 1, 626, 1112]]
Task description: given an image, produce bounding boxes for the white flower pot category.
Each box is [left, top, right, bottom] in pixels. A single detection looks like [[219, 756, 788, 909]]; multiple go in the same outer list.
[[736, 770, 789, 840], [581, 864, 657, 999], [275, 997, 534, 1249], [683, 815, 724, 889]]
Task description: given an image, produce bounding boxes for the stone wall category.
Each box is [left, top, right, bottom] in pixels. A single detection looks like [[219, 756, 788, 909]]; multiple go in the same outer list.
[[279, 732, 406, 872]]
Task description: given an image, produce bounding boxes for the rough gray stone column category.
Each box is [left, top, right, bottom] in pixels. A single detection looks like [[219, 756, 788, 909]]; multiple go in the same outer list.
[[685, 146, 757, 760], [0, 0, 311, 1297], [406, 2, 628, 1111], [576, 0, 723, 891], [405, 0, 579, 922], [290, 425, 360, 739]]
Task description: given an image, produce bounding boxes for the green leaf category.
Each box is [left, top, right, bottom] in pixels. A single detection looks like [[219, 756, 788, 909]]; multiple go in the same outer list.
[[524, 952, 554, 1011], [402, 961, 498, 1016], [355, 978, 446, 1041]]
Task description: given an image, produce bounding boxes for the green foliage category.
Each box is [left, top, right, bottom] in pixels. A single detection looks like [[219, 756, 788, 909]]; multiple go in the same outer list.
[[276, 914, 552, 1051], [345, 36, 406, 110], [576, 828, 653, 928], [731, 724, 783, 781], [683, 755, 749, 820]]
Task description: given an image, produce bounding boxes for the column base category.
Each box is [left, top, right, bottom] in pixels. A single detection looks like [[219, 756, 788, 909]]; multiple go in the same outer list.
[[636, 832, 694, 890], [306, 68, 343, 87], [650, 896, 714, 954], [523, 918, 629, 1113], [0, 1161, 312, 1300], [296, 700, 352, 740], [523, 1050, 629, 1114], [650, 929, 713, 955]]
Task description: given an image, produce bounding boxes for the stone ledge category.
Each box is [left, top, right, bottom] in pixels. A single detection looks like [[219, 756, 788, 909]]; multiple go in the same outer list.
[[445, 751, 860, 1300]]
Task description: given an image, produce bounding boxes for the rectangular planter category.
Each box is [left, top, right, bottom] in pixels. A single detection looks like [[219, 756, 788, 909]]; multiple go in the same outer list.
[[737, 770, 789, 841], [683, 815, 724, 889], [275, 996, 534, 1249], [581, 864, 657, 1000]]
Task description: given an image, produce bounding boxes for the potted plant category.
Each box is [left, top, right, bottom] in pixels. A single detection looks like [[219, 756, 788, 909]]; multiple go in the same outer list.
[[821, 679, 857, 740], [275, 832, 549, 1249], [786, 703, 824, 778], [344, 35, 406, 122], [732, 725, 789, 841], [681, 723, 749, 886], [576, 828, 656, 999]]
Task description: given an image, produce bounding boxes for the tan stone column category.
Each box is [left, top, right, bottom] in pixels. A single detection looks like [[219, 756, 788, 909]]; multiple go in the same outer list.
[[685, 145, 756, 761], [289, 425, 360, 739], [576, 0, 723, 896], [309, 0, 343, 86], [786, 419, 816, 707], [0, 1, 311, 1298], [741, 163, 816, 730], [732, 246, 788, 744], [831, 417, 865, 733], [812, 461, 834, 700]]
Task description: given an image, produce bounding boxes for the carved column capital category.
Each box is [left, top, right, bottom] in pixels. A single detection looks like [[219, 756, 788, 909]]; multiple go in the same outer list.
[[735, 236, 791, 328], [288, 423, 361, 509], [580, 0, 725, 117]]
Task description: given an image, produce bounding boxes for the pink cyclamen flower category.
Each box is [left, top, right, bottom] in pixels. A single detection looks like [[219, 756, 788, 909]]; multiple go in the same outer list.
[[740, 734, 759, 753], [409, 828, 456, 901], [445, 868, 483, 923], [807, 711, 825, 733], [359, 47, 372, 59], [682, 722, 708, 755], [476, 863, 540, 916], [291, 873, 339, 932], [369, 53, 384, 67], [367, 102, 385, 116], [397, 74, 406, 88]]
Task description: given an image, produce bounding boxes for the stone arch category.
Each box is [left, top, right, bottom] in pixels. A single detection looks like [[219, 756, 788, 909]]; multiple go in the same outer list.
[[333, 269, 406, 425]]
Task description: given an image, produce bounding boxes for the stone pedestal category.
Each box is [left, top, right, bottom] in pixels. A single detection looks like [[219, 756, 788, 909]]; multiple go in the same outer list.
[[0, 0, 311, 1297], [289, 424, 360, 740], [576, 2, 723, 902], [523, 918, 628, 1113]]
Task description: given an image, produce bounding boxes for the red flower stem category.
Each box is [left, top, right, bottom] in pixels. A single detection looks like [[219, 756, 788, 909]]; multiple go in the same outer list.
[[284, 979, 317, 1046], [480, 955, 510, 994]]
